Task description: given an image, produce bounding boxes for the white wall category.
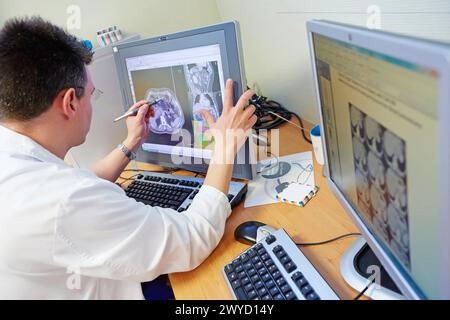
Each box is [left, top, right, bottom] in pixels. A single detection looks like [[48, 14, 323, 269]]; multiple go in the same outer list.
[[0, 0, 221, 42], [2, 0, 450, 123], [216, 0, 450, 123]]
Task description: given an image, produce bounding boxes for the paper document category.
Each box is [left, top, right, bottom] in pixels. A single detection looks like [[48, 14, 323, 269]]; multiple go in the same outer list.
[[245, 152, 315, 208]]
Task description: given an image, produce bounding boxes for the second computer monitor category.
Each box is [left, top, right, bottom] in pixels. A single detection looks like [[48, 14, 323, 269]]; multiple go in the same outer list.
[[308, 20, 450, 299], [113, 22, 255, 180]]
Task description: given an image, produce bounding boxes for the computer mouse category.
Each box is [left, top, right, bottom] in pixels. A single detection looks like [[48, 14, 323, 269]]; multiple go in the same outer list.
[[234, 221, 276, 246]]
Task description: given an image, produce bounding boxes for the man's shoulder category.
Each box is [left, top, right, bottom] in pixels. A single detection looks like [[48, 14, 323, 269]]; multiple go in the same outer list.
[[58, 165, 124, 196], [37, 162, 124, 200]]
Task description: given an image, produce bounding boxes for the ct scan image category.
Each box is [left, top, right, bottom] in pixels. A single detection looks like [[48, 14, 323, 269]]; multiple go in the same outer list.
[[130, 61, 223, 149], [184, 62, 221, 122], [145, 88, 185, 134], [350, 103, 410, 270]]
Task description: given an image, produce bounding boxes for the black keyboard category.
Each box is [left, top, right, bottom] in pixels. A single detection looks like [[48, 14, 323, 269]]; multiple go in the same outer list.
[[125, 172, 247, 212], [223, 229, 340, 300]]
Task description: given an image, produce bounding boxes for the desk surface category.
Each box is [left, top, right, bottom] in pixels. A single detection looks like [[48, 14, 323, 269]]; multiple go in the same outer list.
[[120, 122, 364, 300]]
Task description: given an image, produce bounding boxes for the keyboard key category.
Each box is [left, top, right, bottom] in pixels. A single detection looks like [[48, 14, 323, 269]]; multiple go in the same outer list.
[[258, 269, 268, 277], [306, 291, 320, 300], [251, 256, 261, 264], [260, 253, 270, 261], [268, 265, 277, 274], [265, 279, 276, 289], [269, 287, 280, 296], [295, 277, 309, 288], [291, 272, 303, 282], [242, 277, 251, 285], [235, 265, 244, 273], [262, 294, 271, 300], [264, 259, 275, 267], [265, 235, 277, 245], [284, 262, 297, 273], [232, 259, 242, 267], [247, 290, 257, 300], [255, 243, 263, 250], [275, 250, 286, 259], [231, 280, 241, 289], [258, 287, 268, 297], [251, 275, 260, 284], [301, 285, 314, 296], [280, 284, 292, 294], [235, 287, 248, 300], [272, 270, 282, 280], [243, 262, 253, 271], [238, 271, 246, 279], [247, 249, 257, 258], [276, 277, 286, 287], [254, 261, 264, 270], [273, 293, 285, 300], [261, 273, 271, 283], [273, 245, 283, 253], [244, 283, 254, 292], [228, 272, 237, 281], [285, 291, 298, 300], [240, 253, 250, 262], [247, 268, 257, 277], [257, 248, 267, 256], [255, 281, 264, 290], [280, 255, 291, 265], [224, 264, 234, 274]]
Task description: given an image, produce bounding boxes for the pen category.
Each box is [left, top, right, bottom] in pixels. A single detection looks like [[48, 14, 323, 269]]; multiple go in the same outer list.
[[113, 99, 162, 123]]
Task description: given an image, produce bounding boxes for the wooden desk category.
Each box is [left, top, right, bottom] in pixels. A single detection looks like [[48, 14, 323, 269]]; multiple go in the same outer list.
[[119, 122, 363, 300]]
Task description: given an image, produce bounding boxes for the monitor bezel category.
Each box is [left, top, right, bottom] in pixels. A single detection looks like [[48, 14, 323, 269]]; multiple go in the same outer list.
[[307, 20, 450, 299], [112, 21, 255, 180]]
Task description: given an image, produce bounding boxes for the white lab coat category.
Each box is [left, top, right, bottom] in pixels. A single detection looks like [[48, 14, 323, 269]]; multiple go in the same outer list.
[[0, 125, 231, 300]]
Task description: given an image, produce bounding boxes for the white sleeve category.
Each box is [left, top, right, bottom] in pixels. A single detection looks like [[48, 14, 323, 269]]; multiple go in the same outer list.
[[53, 176, 231, 282]]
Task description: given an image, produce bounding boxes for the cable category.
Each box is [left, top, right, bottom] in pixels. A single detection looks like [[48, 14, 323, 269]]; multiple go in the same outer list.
[[295, 232, 372, 300], [295, 233, 362, 247], [289, 112, 312, 144], [354, 278, 376, 300], [248, 93, 312, 145], [120, 168, 177, 175], [117, 174, 140, 187]]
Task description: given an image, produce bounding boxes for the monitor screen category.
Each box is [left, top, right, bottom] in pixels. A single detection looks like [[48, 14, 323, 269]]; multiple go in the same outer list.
[[113, 22, 254, 180], [312, 33, 439, 298], [125, 44, 225, 160]]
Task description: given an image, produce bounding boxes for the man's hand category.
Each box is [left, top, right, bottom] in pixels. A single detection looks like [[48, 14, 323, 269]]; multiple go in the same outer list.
[[90, 100, 154, 182], [200, 79, 257, 195], [124, 100, 155, 152], [200, 79, 257, 164]]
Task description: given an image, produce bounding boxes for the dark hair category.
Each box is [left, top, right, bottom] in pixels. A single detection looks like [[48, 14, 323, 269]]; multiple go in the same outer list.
[[0, 16, 93, 121]]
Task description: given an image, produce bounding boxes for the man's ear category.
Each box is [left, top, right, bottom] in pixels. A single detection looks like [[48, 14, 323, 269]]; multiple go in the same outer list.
[[60, 88, 78, 119]]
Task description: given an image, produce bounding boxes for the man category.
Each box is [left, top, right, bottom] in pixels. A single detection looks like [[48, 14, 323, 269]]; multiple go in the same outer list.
[[0, 17, 257, 299]]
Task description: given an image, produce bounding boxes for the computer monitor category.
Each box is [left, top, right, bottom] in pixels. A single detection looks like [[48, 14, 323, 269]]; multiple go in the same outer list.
[[307, 20, 450, 299], [113, 21, 255, 180]]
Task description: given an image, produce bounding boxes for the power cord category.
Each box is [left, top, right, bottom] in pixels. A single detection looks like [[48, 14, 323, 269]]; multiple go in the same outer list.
[[248, 93, 312, 145], [295, 233, 362, 247], [354, 278, 376, 300], [295, 232, 376, 300]]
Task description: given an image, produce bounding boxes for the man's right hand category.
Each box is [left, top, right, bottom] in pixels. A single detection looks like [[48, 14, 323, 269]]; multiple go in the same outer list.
[[200, 79, 257, 164]]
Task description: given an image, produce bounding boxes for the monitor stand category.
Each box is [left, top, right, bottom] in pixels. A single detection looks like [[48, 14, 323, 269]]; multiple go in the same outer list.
[[340, 238, 405, 300]]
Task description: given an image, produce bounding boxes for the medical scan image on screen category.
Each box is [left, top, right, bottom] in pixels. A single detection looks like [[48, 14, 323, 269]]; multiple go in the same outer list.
[[126, 45, 225, 158], [313, 33, 441, 297], [350, 103, 410, 269]]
